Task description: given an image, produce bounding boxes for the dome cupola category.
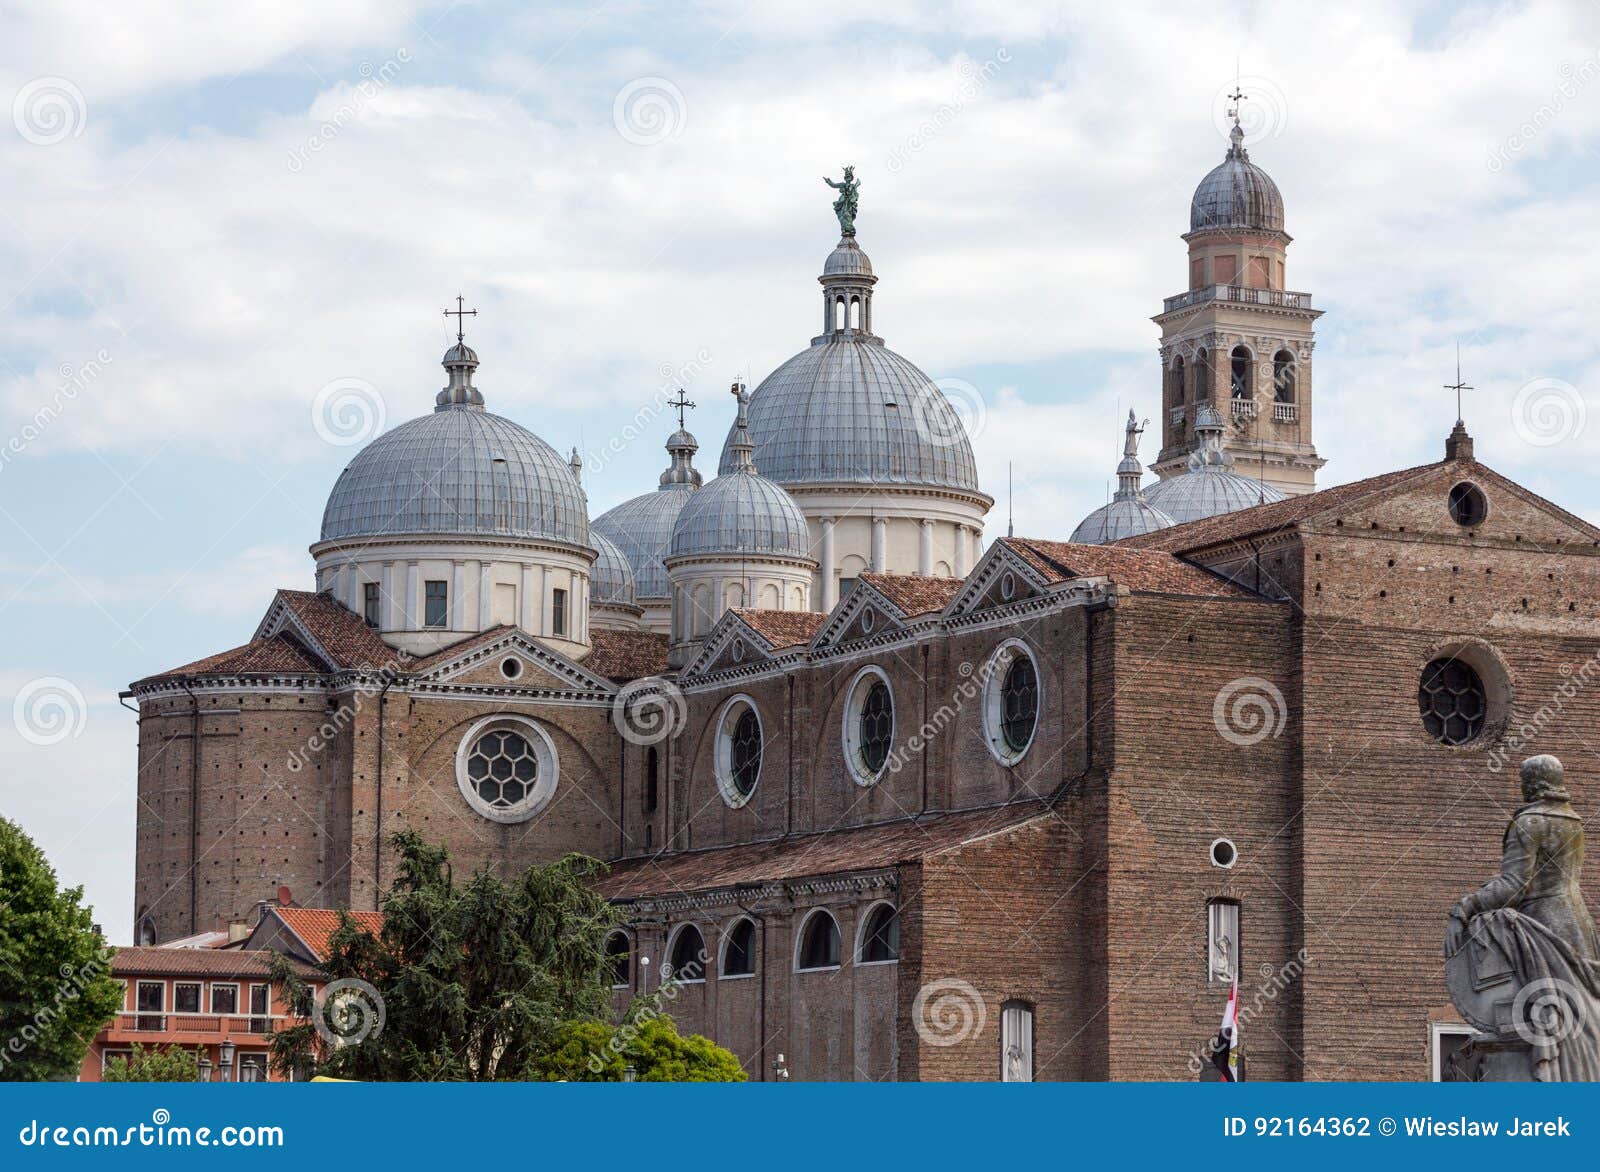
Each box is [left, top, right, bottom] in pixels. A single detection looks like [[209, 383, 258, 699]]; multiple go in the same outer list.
[[1142, 404, 1285, 525], [1189, 121, 1285, 235], [1070, 410, 1176, 544]]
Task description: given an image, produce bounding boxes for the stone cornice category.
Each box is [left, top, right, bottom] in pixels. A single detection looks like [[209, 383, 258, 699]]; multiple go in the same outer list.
[[613, 868, 898, 915]]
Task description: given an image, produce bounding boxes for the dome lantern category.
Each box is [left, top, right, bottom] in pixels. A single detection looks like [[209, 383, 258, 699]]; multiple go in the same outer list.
[[1069, 410, 1176, 545]]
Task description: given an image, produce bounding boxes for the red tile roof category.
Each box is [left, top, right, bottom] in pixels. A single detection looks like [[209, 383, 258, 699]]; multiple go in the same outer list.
[[272, 908, 384, 963], [599, 800, 1056, 900], [408, 626, 518, 672], [277, 589, 405, 670], [730, 609, 826, 649], [859, 573, 964, 616], [136, 634, 326, 684], [583, 628, 671, 681], [110, 946, 320, 979], [999, 538, 1257, 598]]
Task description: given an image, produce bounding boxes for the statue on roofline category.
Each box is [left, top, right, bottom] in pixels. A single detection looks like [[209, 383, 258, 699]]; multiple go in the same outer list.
[[824, 166, 859, 236]]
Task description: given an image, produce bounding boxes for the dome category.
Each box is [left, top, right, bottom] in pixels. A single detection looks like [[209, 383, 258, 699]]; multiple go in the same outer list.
[[823, 237, 873, 277], [1141, 405, 1285, 525], [592, 429, 702, 600], [670, 472, 812, 560], [675, 387, 814, 562], [1189, 127, 1284, 234], [588, 531, 637, 607], [720, 341, 981, 491], [320, 408, 589, 547], [1070, 498, 1178, 544]]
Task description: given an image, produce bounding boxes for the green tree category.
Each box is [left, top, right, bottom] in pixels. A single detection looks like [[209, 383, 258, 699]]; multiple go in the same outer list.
[[0, 816, 123, 1082], [101, 1044, 201, 1082], [270, 830, 620, 1081], [528, 1013, 746, 1082]]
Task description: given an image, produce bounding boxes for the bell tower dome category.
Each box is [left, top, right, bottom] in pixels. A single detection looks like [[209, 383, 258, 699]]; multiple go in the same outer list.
[[1151, 98, 1325, 497]]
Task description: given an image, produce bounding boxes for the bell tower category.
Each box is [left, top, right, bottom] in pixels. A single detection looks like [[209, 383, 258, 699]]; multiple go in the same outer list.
[[1151, 99, 1325, 496]]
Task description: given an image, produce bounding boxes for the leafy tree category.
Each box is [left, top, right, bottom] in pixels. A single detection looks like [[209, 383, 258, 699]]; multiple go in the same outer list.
[[0, 816, 123, 1081], [271, 831, 620, 1081], [102, 1044, 200, 1082], [529, 1013, 746, 1082]]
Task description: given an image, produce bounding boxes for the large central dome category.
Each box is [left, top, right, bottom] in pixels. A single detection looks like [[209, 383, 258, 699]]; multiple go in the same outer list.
[[718, 235, 982, 493]]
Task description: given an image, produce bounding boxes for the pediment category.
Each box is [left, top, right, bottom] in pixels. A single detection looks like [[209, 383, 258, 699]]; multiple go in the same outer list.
[[943, 543, 1051, 618], [414, 630, 615, 694], [687, 615, 780, 677], [809, 581, 908, 651]]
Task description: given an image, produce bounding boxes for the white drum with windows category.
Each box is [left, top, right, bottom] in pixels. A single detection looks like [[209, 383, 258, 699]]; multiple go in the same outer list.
[[713, 695, 764, 808], [982, 639, 1041, 765], [454, 714, 559, 823], [842, 666, 895, 786]]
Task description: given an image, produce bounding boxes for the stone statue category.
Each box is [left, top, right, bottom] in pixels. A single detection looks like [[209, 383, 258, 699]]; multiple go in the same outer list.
[[1445, 754, 1600, 1080], [824, 166, 859, 236]]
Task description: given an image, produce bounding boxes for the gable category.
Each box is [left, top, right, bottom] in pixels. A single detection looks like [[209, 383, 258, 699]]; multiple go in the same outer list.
[[690, 615, 778, 677], [809, 580, 909, 651], [943, 542, 1051, 618], [412, 629, 615, 694]]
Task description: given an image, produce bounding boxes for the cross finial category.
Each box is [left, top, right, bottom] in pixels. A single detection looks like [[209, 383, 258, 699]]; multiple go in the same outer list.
[[668, 387, 695, 430], [1444, 341, 1473, 424], [444, 294, 477, 343]]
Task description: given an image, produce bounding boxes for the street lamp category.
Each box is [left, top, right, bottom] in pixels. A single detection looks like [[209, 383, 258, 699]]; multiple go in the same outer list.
[[622, 1064, 637, 1082], [218, 1038, 235, 1083], [197, 1055, 213, 1083]]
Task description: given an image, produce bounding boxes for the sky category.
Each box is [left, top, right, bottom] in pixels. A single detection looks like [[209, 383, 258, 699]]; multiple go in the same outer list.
[[1, 0, 1597, 942]]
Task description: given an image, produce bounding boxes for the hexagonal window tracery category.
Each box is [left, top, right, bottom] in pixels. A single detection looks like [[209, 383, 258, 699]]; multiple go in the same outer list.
[[1419, 657, 1487, 746]]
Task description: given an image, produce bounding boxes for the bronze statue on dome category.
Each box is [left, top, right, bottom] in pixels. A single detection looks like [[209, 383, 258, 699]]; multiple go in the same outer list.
[[824, 166, 860, 236]]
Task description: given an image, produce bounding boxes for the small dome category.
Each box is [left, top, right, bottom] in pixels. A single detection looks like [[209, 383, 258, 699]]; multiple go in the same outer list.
[[1142, 404, 1285, 525], [823, 236, 874, 277], [442, 341, 479, 367], [669, 471, 812, 561], [1190, 131, 1284, 234], [320, 409, 589, 546], [1070, 498, 1178, 544], [588, 531, 637, 607], [592, 429, 703, 598]]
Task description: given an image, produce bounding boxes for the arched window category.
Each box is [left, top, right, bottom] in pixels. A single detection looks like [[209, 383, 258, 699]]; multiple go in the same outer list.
[[834, 296, 846, 331], [796, 909, 841, 971], [1171, 356, 1185, 407], [605, 930, 631, 989], [645, 746, 659, 814], [849, 295, 861, 330], [1273, 350, 1296, 403], [691, 582, 712, 636], [1192, 349, 1209, 401], [722, 917, 757, 977], [666, 923, 707, 983], [857, 904, 899, 963], [137, 913, 156, 947], [1230, 346, 1251, 399]]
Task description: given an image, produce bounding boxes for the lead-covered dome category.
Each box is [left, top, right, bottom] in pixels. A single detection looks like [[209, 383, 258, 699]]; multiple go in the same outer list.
[[1190, 124, 1284, 235], [677, 388, 813, 561], [1071, 411, 1176, 544], [719, 233, 982, 494], [591, 428, 702, 600], [320, 345, 589, 547], [588, 531, 637, 607], [1142, 405, 1284, 525]]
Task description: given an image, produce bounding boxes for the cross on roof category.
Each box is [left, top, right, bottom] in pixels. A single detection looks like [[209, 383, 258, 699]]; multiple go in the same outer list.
[[1444, 342, 1473, 423], [668, 387, 695, 430], [444, 294, 477, 343]]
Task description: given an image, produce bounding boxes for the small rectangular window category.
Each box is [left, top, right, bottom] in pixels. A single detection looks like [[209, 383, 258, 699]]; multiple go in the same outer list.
[[363, 582, 381, 628], [173, 982, 201, 1014], [210, 984, 238, 1015], [249, 983, 270, 1033], [552, 587, 568, 636], [135, 981, 165, 1031], [1208, 900, 1240, 984], [424, 580, 448, 628]]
